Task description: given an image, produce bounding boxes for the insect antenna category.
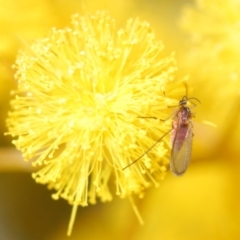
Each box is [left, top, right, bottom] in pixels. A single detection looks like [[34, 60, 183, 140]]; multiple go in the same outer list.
[[187, 97, 201, 105]]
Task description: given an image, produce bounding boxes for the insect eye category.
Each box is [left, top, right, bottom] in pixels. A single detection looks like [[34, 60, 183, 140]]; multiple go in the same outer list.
[[179, 99, 187, 105]]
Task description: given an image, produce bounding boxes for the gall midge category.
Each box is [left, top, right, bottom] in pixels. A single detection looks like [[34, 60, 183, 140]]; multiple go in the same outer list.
[[170, 96, 200, 176], [122, 95, 200, 176]]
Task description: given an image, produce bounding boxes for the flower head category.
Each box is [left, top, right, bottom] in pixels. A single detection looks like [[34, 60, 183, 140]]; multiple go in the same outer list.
[[6, 11, 179, 234]]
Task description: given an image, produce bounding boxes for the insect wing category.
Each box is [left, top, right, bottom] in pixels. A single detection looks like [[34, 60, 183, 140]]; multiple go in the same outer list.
[[170, 124, 193, 176]]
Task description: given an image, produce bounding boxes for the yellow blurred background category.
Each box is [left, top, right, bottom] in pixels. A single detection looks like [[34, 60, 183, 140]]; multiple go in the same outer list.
[[1, 0, 240, 239]]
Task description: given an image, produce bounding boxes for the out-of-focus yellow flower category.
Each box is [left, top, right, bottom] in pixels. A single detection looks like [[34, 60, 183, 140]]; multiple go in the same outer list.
[[179, 0, 240, 158], [0, 0, 134, 55], [6, 11, 181, 234], [181, 0, 240, 85]]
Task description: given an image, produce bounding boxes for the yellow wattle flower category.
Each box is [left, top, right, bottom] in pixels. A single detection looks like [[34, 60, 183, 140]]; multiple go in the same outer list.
[[6, 11, 180, 235]]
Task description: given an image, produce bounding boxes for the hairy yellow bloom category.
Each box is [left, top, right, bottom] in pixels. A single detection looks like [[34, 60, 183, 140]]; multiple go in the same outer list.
[[6, 11, 179, 234]]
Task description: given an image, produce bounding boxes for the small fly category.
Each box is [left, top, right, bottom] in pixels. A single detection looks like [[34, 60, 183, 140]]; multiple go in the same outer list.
[[122, 94, 200, 176], [170, 95, 200, 176]]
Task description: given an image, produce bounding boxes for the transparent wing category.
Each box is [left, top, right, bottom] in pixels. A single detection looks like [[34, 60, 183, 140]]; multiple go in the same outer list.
[[170, 124, 193, 176]]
